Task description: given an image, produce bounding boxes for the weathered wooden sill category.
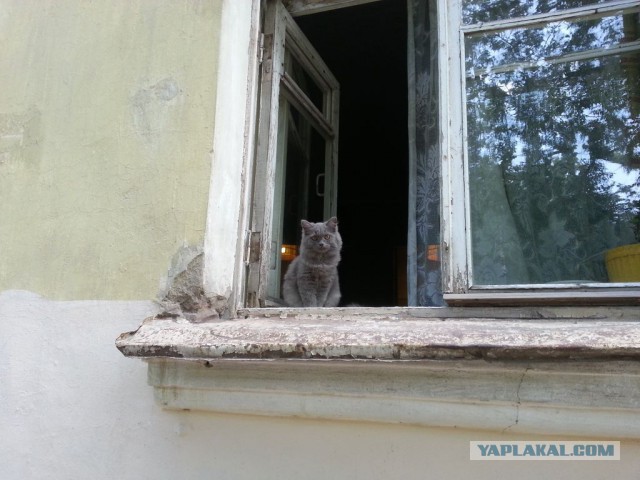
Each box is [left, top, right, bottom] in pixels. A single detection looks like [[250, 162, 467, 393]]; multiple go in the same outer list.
[[117, 306, 640, 361], [116, 306, 640, 438]]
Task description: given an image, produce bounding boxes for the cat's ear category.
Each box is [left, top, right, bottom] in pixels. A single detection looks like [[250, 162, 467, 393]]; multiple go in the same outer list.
[[326, 217, 338, 232], [301, 219, 312, 234]]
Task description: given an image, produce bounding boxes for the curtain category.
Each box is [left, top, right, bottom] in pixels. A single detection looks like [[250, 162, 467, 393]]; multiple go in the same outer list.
[[407, 0, 443, 306]]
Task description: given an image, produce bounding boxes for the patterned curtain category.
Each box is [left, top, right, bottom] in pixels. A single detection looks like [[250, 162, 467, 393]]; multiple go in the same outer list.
[[407, 0, 443, 306]]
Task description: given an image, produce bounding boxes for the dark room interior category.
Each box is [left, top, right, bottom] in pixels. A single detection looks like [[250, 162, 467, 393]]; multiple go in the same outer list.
[[296, 1, 409, 306]]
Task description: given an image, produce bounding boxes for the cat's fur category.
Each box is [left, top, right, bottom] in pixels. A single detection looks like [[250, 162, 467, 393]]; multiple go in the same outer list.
[[282, 217, 342, 307]]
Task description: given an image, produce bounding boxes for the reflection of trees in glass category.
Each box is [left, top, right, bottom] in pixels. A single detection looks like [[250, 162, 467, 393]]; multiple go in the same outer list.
[[466, 9, 640, 284], [463, 0, 603, 25]]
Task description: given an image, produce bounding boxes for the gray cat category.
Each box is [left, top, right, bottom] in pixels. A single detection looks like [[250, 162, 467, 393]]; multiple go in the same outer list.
[[282, 217, 342, 307]]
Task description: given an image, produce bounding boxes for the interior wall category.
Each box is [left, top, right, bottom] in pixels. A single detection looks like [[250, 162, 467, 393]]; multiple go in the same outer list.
[[296, 1, 409, 306]]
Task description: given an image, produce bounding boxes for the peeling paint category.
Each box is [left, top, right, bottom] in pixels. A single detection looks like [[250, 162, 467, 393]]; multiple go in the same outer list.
[[116, 309, 640, 362], [451, 267, 469, 294]]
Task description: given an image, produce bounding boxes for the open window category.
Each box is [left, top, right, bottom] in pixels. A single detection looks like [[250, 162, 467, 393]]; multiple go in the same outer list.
[[244, 0, 639, 309], [117, 1, 640, 430], [246, 0, 340, 306], [247, 0, 410, 308]]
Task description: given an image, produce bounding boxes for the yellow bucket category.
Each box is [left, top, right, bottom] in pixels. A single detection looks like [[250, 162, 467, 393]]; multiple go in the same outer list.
[[605, 244, 640, 282]]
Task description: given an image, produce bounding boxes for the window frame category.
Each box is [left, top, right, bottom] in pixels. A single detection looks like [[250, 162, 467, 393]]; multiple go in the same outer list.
[[202, 0, 261, 313], [440, 0, 640, 303], [115, 0, 640, 440], [200, 0, 351, 313], [116, 0, 640, 440], [201, 0, 639, 314], [246, 0, 340, 307]]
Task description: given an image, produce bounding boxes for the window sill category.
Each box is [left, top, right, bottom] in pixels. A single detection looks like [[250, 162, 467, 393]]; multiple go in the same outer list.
[[444, 289, 640, 307], [116, 306, 640, 438]]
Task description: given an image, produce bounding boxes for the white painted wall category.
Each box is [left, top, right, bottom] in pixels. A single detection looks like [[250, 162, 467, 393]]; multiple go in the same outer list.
[[2, 289, 640, 480]]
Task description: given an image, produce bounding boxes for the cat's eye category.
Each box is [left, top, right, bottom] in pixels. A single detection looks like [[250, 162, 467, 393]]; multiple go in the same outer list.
[[323, 234, 331, 240], [311, 235, 320, 241]]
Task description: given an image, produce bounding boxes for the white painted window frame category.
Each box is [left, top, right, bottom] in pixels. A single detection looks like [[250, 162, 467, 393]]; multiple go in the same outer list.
[[202, 0, 638, 312], [202, 0, 384, 313], [203, 0, 262, 311], [439, 0, 468, 296], [440, 0, 640, 303], [246, 0, 341, 306], [203, 0, 361, 313]]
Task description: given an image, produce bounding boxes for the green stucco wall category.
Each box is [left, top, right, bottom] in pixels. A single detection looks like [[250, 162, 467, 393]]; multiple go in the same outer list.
[[0, 1, 221, 300]]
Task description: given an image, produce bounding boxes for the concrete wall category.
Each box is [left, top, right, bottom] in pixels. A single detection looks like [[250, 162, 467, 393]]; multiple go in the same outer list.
[[2, 2, 640, 479], [2, 290, 640, 480], [0, 0, 219, 300]]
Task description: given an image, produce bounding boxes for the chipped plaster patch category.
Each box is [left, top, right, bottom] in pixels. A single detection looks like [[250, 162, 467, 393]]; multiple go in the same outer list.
[[159, 246, 230, 321], [0, 107, 42, 167], [131, 77, 181, 144], [160, 245, 203, 297]]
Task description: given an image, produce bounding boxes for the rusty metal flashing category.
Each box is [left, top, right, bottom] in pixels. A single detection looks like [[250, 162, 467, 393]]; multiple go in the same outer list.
[[116, 306, 640, 362]]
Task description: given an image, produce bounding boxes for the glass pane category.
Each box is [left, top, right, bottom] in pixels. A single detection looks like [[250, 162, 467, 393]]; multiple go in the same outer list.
[[463, 0, 605, 25], [285, 51, 325, 112], [466, 52, 640, 284], [281, 105, 326, 246], [465, 13, 630, 76], [269, 102, 328, 297]]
